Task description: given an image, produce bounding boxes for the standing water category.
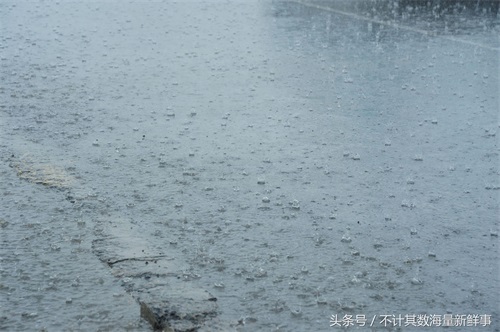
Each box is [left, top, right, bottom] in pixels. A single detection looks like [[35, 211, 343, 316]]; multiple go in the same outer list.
[[1, 1, 498, 331]]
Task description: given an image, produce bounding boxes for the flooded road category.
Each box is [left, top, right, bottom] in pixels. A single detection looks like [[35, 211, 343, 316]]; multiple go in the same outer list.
[[1, 1, 498, 331]]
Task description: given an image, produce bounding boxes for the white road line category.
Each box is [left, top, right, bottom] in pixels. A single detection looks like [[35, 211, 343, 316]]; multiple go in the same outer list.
[[288, 0, 500, 52]]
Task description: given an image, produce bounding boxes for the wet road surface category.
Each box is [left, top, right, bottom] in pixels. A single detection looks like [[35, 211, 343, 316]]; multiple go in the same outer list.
[[1, 1, 499, 331]]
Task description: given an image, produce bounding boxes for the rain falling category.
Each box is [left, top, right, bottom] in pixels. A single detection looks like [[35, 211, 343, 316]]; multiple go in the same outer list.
[[1, 0, 498, 331]]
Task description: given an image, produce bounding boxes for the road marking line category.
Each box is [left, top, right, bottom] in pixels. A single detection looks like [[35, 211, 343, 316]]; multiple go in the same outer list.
[[288, 0, 500, 52]]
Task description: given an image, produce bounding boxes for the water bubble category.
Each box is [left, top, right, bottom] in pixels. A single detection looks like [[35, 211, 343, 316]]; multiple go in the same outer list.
[[411, 277, 423, 285], [269, 253, 279, 262], [401, 200, 416, 208], [255, 268, 267, 278], [341, 234, 351, 243], [21, 312, 38, 318], [289, 199, 300, 210], [290, 308, 302, 317], [350, 276, 362, 284]]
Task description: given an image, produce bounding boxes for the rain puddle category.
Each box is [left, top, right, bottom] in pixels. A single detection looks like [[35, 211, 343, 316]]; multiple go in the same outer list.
[[1, 0, 498, 331]]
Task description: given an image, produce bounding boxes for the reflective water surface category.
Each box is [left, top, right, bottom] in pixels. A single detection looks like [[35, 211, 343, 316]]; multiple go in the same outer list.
[[1, 1, 498, 331]]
